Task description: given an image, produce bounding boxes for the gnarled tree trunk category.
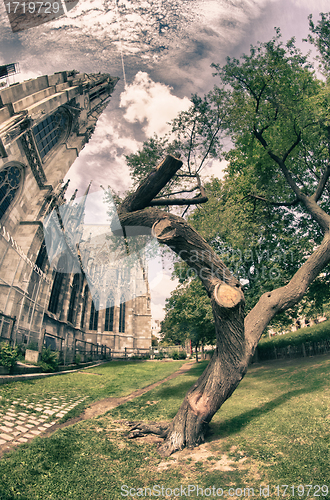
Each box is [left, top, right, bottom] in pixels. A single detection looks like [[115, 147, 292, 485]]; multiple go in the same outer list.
[[118, 155, 330, 456]]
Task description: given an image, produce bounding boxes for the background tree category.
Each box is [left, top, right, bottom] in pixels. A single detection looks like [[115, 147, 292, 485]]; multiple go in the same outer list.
[[306, 12, 330, 77], [188, 175, 330, 331], [117, 16, 330, 456], [160, 275, 215, 360]]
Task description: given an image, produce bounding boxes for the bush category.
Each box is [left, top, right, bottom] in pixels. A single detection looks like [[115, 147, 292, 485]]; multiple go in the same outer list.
[[74, 353, 81, 365], [171, 350, 187, 360], [38, 347, 59, 372], [16, 342, 26, 360], [0, 343, 18, 372], [155, 351, 165, 360]]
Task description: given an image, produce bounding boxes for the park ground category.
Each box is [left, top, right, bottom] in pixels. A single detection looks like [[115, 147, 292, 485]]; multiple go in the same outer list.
[[0, 355, 329, 500]]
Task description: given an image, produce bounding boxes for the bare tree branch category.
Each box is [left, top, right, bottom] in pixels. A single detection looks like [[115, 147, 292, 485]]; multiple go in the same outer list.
[[149, 195, 208, 206], [312, 165, 330, 201], [243, 193, 299, 207], [253, 127, 330, 232], [153, 186, 198, 199], [312, 127, 330, 201], [119, 155, 183, 213], [187, 118, 196, 174]]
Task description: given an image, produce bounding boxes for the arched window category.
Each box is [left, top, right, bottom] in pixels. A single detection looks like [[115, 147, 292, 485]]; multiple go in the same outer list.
[[89, 295, 99, 331], [121, 268, 130, 286], [48, 255, 67, 314], [119, 298, 125, 333], [80, 285, 89, 329], [104, 296, 114, 332], [33, 109, 69, 159], [35, 240, 48, 271], [0, 164, 22, 220], [67, 274, 81, 324], [27, 240, 48, 301]]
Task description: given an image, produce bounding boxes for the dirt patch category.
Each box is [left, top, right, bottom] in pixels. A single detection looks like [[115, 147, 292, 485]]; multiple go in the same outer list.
[[76, 371, 103, 376], [151, 442, 252, 473]]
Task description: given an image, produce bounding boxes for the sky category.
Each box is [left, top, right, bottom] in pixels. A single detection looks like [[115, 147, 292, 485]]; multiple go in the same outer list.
[[1, 0, 328, 320]]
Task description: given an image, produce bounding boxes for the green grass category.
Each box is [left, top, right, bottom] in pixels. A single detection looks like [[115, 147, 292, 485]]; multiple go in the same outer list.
[[0, 360, 187, 421], [1, 356, 330, 499]]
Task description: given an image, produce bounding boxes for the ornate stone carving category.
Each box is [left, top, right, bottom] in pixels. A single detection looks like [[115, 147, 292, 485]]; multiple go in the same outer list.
[[20, 130, 47, 188]]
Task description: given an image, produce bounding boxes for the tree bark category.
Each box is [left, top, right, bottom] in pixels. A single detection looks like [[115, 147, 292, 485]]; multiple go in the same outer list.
[[195, 344, 198, 363], [118, 155, 330, 456]]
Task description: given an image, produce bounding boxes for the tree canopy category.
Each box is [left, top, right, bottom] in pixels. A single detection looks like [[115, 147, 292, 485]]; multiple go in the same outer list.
[[125, 17, 330, 340]]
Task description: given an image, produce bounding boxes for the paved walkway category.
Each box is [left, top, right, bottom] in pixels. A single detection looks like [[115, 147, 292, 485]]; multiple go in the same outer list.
[[0, 395, 87, 447], [0, 361, 195, 457]]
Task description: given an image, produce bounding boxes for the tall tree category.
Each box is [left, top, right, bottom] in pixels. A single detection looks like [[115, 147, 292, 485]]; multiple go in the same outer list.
[[117, 18, 330, 456], [160, 276, 215, 356]]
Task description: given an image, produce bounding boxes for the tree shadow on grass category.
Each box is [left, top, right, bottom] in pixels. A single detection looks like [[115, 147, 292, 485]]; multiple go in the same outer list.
[[209, 386, 322, 440], [142, 363, 209, 417]]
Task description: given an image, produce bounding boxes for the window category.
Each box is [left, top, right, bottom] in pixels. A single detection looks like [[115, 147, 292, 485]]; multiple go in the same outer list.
[[33, 109, 68, 159], [0, 164, 22, 220], [27, 240, 48, 302], [119, 299, 125, 333], [89, 295, 99, 331], [80, 285, 89, 329], [67, 274, 81, 324], [104, 296, 114, 332], [48, 255, 67, 314], [35, 240, 48, 271]]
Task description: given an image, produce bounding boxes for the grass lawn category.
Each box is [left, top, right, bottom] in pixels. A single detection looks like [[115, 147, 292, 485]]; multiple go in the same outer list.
[[0, 360, 187, 422], [0, 356, 330, 499]]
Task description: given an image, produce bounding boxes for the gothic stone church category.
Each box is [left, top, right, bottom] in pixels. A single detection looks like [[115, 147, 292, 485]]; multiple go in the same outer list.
[[0, 70, 152, 358]]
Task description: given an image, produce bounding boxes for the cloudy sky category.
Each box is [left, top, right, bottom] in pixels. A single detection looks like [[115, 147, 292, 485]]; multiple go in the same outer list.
[[1, 0, 328, 319]]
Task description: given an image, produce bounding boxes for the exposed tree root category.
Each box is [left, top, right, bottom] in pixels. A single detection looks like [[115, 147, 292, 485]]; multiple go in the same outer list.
[[124, 419, 212, 456], [126, 421, 169, 440]]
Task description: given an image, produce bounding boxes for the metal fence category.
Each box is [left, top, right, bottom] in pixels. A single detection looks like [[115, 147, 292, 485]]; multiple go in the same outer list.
[[254, 339, 330, 363]]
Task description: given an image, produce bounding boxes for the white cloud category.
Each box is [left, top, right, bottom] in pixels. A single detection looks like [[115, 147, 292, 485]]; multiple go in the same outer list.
[[120, 72, 191, 136], [64, 107, 142, 197], [290, 0, 329, 7], [202, 159, 228, 180], [80, 112, 140, 157], [150, 271, 179, 320], [151, 302, 166, 321]]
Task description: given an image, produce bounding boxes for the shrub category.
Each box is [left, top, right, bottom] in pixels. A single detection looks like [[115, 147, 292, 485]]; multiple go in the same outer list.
[[16, 342, 26, 360], [0, 343, 18, 372], [74, 353, 81, 365], [171, 350, 179, 360], [39, 347, 59, 372], [178, 351, 187, 359]]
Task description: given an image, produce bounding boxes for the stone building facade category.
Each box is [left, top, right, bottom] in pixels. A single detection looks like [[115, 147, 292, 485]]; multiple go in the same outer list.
[[0, 70, 152, 359]]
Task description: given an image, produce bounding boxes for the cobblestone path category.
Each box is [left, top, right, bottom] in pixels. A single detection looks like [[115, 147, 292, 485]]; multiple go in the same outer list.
[[0, 395, 86, 447]]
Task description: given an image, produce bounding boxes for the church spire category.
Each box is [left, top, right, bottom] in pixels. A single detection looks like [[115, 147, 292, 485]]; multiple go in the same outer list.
[[83, 180, 92, 198], [76, 180, 92, 221], [70, 188, 78, 203]]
